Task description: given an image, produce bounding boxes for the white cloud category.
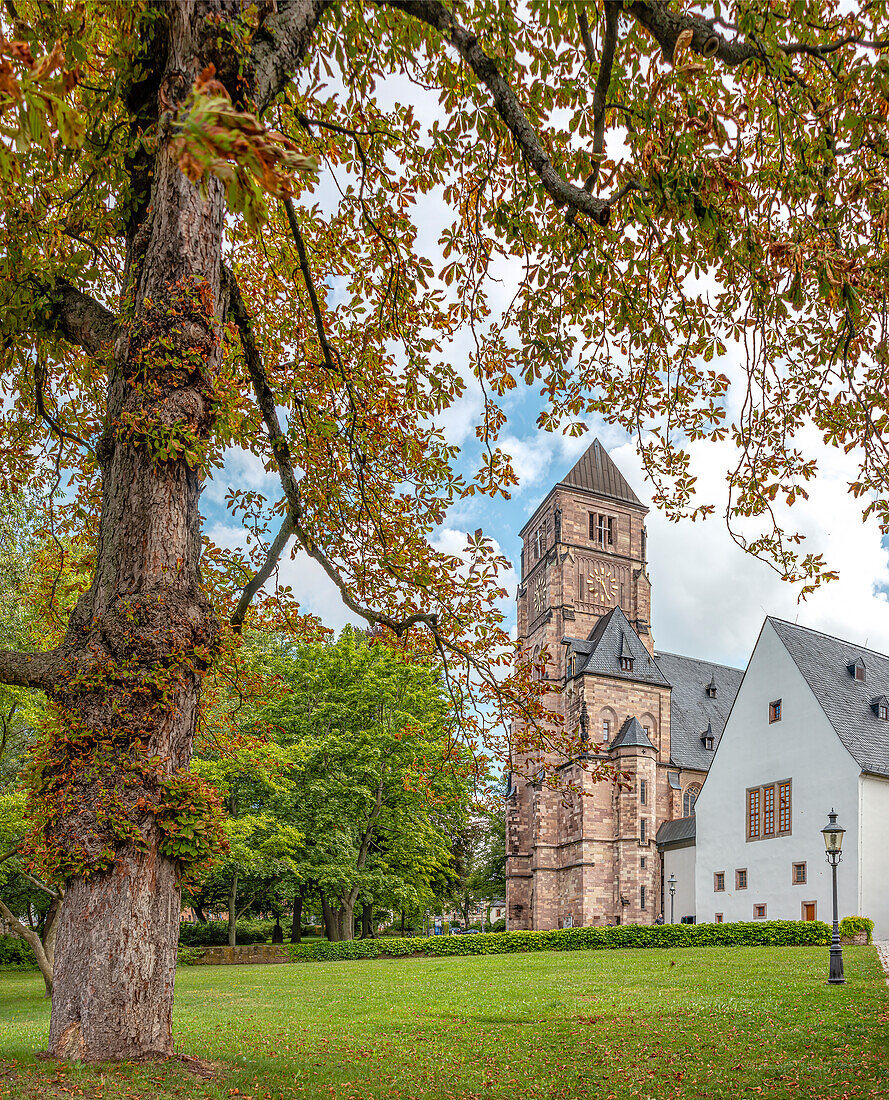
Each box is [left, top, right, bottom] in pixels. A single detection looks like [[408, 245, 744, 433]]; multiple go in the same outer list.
[[607, 437, 889, 668]]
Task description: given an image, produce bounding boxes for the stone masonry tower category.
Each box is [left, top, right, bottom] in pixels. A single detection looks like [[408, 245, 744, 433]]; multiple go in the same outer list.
[[506, 440, 656, 930]]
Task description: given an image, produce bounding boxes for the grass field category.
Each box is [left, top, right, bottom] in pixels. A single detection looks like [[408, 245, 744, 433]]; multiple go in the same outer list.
[[2, 945, 888, 1100]]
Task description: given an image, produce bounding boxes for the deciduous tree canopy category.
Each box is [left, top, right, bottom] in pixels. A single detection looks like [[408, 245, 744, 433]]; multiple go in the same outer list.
[[1, 0, 888, 1062]]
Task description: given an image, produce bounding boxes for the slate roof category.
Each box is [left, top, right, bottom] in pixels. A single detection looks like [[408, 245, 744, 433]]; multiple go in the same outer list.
[[769, 617, 889, 778], [611, 716, 657, 751], [564, 607, 669, 688], [558, 439, 645, 509], [656, 816, 696, 847], [654, 651, 744, 771]]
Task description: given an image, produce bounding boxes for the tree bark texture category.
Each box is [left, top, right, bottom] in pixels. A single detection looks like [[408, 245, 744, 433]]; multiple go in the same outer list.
[[319, 890, 339, 941], [227, 873, 239, 948], [290, 888, 305, 943], [46, 0, 229, 1061]]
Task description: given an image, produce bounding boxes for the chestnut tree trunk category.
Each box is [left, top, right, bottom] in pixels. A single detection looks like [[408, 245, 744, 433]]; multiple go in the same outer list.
[[39, 0, 328, 1062]]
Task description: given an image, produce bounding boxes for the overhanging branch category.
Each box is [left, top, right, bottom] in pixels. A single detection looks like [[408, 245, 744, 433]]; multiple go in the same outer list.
[[378, 0, 613, 226]]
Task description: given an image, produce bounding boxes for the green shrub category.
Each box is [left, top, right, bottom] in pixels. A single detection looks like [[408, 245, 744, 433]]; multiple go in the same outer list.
[[489, 919, 506, 933], [0, 935, 37, 969], [178, 919, 273, 947], [838, 915, 874, 943], [176, 947, 207, 966], [286, 919, 833, 964]]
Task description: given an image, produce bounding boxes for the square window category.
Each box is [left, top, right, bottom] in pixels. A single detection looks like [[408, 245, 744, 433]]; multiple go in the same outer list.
[[769, 699, 782, 723], [793, 862, 807, 885], [715, 913, 724, 923], [736, 869, 748, 890], [714, 872, 725, 892], [754, 903, 767, 919]]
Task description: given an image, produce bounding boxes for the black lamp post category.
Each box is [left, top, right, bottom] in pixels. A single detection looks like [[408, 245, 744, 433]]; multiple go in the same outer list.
[[821, 809, 846, 985], [668, 873, 676, 924]]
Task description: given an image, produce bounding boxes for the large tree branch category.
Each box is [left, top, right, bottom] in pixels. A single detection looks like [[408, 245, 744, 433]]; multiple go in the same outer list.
[[378, 1, 612, 226], [227, 271, 440, 638], [625, 2, 881, 67], [0, 647, 63, 690], [250, 0, 333, 114], [46, 280, 118, 356], [579, 3, 621, 194]]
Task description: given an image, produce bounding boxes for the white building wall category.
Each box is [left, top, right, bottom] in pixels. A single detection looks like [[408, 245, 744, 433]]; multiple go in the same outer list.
[[859, 774, 889, 938], [663, 844, 696, 922], [695, 620, 860, 925]]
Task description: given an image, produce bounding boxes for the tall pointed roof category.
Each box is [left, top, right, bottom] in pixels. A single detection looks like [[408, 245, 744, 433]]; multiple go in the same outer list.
[[558, 439, 645, 509]]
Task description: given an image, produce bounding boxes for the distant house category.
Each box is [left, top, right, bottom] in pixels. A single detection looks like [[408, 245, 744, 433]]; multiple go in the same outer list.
[[694, 617, 889, 936]]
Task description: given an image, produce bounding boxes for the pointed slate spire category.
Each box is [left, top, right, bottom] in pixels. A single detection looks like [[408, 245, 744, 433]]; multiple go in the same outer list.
[[610, 716, 656, 751], [559, 439, 644, 508]]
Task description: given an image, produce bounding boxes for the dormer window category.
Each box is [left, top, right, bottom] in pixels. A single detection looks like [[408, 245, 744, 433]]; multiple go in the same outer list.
[[706, 678, 717, 698], [567, 653, 577, 678], [700, 720, 715, 750], [872, 696, 889, 720], [618, 634, 633, 672], [849, 659, 866, 682]]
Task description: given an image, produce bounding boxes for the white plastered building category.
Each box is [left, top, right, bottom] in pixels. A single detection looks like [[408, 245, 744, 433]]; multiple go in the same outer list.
[[689, 617, 889, 936]]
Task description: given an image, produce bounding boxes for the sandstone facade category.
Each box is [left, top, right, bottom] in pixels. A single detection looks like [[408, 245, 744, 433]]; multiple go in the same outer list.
[[506, 441, 740, 930]]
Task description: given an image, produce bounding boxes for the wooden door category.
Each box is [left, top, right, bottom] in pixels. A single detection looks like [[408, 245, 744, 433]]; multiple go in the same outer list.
[[803, 902, 816, 921]]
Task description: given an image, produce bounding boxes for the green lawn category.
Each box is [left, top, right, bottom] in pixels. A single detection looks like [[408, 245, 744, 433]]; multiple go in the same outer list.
[[2, 946, 888, 1100]]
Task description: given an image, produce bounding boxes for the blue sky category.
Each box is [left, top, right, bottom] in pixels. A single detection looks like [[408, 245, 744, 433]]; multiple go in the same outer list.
[[205, 374, 889, 673]]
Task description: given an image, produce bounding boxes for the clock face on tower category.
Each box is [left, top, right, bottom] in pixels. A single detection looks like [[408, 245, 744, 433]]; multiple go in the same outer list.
[[533, 571, 547, 615], [581, 559, 619, 606]]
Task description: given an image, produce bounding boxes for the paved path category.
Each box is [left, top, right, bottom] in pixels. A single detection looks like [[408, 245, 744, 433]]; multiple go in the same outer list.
[[874, 940, 889, 983]]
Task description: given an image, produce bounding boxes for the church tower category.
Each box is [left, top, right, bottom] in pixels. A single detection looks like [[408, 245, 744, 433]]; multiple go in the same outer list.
[[507, 440, 663, 931]]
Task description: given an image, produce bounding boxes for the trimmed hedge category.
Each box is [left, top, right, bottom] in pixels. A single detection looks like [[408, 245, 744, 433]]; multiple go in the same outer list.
[[178, 919, 274, 946], [0, 935, 37, 969], [839, 915, 875, 943], [287, 919, 835, 963]]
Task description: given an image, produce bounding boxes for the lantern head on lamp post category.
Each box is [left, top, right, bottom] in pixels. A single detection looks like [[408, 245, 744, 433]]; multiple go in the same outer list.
[[821, 809, 846, 985], [668, 873, 677, 924]]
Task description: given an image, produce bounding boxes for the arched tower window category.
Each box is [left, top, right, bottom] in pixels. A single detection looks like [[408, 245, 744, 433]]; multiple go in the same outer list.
[[683, 784, 701, 817]]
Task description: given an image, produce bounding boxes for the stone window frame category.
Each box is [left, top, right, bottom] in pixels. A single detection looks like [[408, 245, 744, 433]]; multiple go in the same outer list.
[[714, 871, 725, 892], [792, 861, 807, 885], [640, 884, 647, 909], [589, 511, 615, 546], [639, 779, 647, 806], [640, 818, 647, 844], [715, 913, 724, 923], [769, 698, 782, 723], [683, 784, 701, 817], [735, 868, 748, 890], [753, 903, 767, 919]]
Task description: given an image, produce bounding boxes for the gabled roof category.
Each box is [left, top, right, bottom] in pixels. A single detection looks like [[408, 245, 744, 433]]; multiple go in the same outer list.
[[558, 439, 645, 509], [768, 617, 889, 778], [611, 716, 657, 751], [656, 816, 696, 848], [654, 651, 744, 771], [564, 607, 669, 687]]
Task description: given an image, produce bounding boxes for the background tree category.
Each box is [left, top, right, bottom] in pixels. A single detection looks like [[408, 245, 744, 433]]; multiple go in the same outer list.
[[263, 627, 471, 941], [2, 0, 888, 1063]]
